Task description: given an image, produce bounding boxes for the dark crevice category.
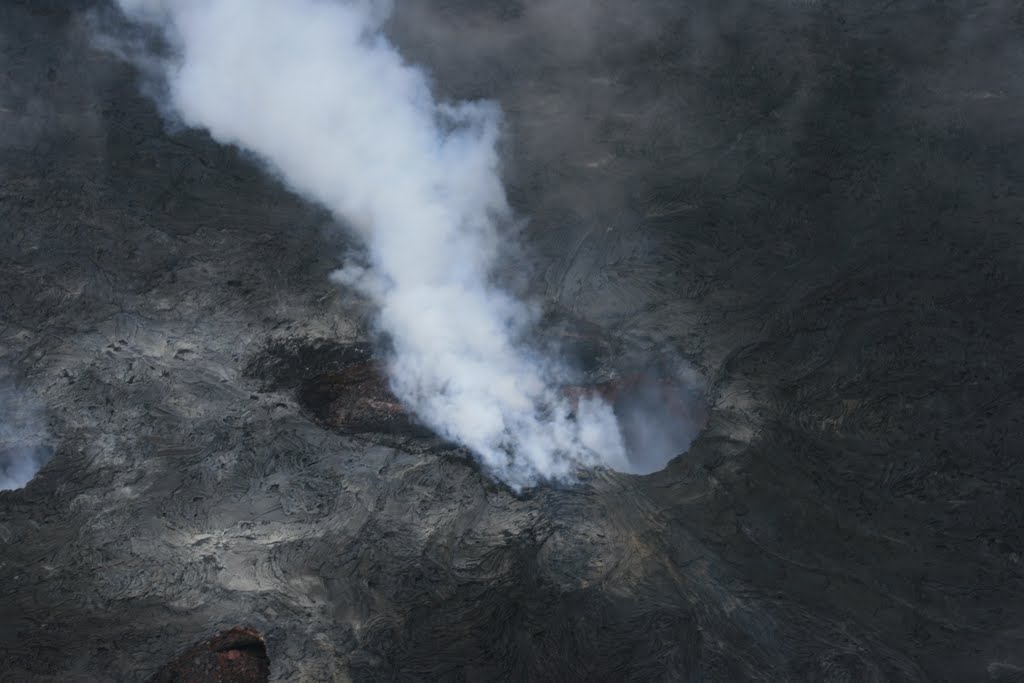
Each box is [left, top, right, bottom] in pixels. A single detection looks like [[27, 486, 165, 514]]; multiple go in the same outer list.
[[150, 627, 270, 683]]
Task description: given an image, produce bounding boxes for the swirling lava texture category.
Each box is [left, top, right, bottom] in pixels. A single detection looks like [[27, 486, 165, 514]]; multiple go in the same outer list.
[[2, 1, 1023, 680]]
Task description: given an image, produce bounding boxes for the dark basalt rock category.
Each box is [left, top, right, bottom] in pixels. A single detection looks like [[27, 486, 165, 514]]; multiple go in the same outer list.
[[2, 1, 1024, 681], [297, 362, 431, 437], [245, 339, 374, 393], [150, 627, 270, 683]]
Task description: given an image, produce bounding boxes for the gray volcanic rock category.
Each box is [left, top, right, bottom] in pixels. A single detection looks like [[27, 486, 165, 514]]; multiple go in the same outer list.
[[2, 1, 1024, 681]]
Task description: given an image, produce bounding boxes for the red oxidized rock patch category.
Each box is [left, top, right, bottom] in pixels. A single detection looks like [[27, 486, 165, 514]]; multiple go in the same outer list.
[[149, 627, 270, 682], [297, 361, 430, 436]]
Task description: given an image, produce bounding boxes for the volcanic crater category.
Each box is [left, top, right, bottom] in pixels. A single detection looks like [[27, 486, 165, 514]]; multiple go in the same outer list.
[[2, 1, 1023, 681]]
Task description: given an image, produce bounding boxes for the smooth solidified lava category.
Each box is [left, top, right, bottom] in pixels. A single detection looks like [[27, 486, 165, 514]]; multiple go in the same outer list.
[[149, 627, 270, 683]]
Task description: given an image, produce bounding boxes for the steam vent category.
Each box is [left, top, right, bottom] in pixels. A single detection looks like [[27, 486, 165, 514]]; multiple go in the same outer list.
[[3, 0, 1024, 681]]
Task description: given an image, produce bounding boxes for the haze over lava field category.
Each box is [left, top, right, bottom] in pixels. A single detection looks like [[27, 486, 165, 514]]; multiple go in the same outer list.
[[2, 1, 1024, 680]]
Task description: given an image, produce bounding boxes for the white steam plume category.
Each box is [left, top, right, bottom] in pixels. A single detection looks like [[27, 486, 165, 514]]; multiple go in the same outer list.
[[0, 379, 51, 491], [109, 0, 629, 489]]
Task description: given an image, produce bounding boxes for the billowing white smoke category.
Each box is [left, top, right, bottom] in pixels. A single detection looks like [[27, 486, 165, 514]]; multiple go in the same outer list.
[[111, 0, 630, 489], [0, 382, 51, 491], [0, 444, 49, 491]]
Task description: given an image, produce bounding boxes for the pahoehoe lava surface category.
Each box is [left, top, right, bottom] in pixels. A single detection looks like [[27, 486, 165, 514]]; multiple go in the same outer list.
[[2, 0, 1024, 680]]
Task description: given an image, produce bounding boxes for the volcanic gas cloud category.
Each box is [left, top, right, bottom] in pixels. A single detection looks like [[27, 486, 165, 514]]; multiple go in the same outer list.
[[105, 0, 699, 488]]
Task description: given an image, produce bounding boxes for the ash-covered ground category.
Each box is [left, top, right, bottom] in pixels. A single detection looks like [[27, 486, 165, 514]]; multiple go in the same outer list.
[[2, 1, 1024, 681]]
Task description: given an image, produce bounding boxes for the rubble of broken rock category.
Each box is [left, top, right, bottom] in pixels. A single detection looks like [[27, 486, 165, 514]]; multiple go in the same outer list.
[[245, 339, 430, 436]]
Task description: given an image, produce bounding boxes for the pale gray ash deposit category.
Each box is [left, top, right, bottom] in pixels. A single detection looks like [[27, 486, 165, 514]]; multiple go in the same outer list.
[[2, 0, 1024, 681]]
